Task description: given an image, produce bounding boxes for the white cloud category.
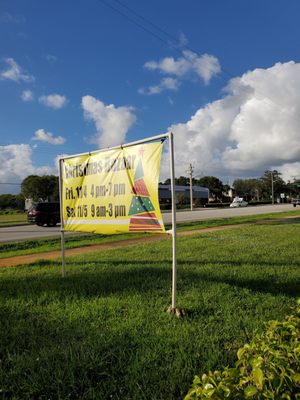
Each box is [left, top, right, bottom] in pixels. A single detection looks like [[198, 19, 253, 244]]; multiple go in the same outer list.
[[139, 77, 179, 95], [191, 52, 222, 85], [141, 50, 220, 95], [39, 94, 67, 109], [178, 32, 189, 49], [82, 95, 136, 148], [45, 54, 57, 63], [145, 55, 189, 77], [275, 162, 300, 183], [21, 89, 34, 102], [0, 144, 55, 194], [161, 61, 300, 182], [148, 50, 220, 79], [32, 129, 66, 145], [0, 58, 34, 82]]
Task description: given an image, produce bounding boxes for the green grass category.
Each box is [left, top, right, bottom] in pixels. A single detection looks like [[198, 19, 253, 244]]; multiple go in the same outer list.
[[1, 209, 299, 259], [0, 211, 27, 227], [0, 221, 300, 399], [0, 232, 149, 259], [175, 209, 300, 231]]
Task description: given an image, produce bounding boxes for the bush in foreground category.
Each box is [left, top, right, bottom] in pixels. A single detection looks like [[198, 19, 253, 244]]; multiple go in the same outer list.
[[185, 300, 300, 399]]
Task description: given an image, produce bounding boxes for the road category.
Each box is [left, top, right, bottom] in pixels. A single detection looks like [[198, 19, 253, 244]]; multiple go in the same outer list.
[[162, 203, 292, 224], [0, 204, 293, 243]]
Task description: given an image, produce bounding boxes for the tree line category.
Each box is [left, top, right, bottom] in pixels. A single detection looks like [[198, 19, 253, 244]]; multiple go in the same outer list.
[[162, 170, 300, 203], [0, 175, 59, 211], [0, 171, 299, 210]]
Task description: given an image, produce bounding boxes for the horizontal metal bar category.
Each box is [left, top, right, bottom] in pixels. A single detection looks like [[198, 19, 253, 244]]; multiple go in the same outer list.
[[59, 132, 169, 161]]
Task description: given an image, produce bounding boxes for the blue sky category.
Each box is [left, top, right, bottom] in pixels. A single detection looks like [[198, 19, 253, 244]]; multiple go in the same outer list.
[[1, 0, 300, 194]]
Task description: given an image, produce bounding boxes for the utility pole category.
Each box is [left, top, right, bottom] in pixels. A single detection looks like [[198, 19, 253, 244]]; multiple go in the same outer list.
[[271, 170, 274, 205], [187, 163, 194, 211]]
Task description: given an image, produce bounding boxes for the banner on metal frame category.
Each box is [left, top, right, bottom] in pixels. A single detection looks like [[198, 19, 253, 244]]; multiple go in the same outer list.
[[61, 141, 165, 234]]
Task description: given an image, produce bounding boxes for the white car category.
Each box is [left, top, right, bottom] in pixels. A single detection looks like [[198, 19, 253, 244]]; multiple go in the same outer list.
[[230, 197, 248, 208]]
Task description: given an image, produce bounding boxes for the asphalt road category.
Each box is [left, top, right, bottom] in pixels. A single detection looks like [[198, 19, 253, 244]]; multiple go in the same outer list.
[[163, 203, 292, 224], [0, 204, 293, 243]]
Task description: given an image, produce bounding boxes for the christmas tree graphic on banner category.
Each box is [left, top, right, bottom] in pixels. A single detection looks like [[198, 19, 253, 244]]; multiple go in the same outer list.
[[128, 154, 163, 232]]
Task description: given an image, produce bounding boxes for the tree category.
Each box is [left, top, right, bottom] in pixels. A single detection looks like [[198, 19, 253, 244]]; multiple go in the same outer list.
[[15, 194, 25, 210], [259, 170, 286, 201], [40, 175, 59, 201], [197, 176, 224, 201], [162, 176, 190, 185], [21, 175, 59, 201], [286, 179, 300, 198], [233, 178, 261, 201], [0, 194, 25, 210], [176, 176, 190, 186]]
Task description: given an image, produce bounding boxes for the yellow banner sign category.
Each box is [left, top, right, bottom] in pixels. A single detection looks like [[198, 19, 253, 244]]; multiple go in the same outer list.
[[61, 142, 165, 234]]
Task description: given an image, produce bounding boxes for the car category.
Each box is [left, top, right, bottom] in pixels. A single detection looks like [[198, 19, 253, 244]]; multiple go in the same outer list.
[[27, 202, 60, 226], [291, 198, 300, 207], [230, 197, 248, 208]]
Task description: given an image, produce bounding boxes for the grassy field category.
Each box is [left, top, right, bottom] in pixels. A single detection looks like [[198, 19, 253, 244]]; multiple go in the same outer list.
[[1, 209, 300, 259], [0, 232, 149, 259], [0, 219, 300, 399], [0, 211, 27, 227]]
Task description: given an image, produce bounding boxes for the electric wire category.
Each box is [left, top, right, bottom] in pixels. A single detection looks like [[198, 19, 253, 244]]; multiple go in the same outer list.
[[98, 0, 170, 47], [113, 0, 181, 48], [99, 0, 300, 123]]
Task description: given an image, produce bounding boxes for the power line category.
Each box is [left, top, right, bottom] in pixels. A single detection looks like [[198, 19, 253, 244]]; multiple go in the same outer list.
[[98, 0, 170, 47], [100, 0, 236, 80], [113, 0, 181, 48], [99, 0, 300, 125]]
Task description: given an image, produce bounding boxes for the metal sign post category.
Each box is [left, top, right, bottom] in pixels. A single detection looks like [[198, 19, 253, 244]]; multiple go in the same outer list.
[[58, 132, 181, 314], [58, 158, 66, 277], [168, 132, 177, 310]]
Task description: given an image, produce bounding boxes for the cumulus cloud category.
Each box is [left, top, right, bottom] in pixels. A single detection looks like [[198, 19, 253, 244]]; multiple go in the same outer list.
[[139, 77, 179, 95], [0, 144, 55, 194], [278, 162, 300, 183], [21, 89, 34, 102], [140, 50, 221, 94], [39, 94, 67, 109], [161, 61, 300, 182], [32, 129, 66, 145], [0, 58, 34, 82], [82, 95, 136, 148]]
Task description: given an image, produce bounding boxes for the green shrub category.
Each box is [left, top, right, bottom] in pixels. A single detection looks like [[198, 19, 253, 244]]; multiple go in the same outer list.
[[185, 300, 300, 399]]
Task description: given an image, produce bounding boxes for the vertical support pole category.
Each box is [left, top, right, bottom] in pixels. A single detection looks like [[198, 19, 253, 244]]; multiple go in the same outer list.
[[169, 132, 177, 310], [61, 231, 66, 277], [189, 164, 193, 211], [271, 170, 274, 205], [58, 158, 66, 277]]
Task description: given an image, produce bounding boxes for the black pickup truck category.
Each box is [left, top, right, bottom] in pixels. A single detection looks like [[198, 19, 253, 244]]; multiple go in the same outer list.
[[291, 198, 300, 207], [27, 202, 60, 226]]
